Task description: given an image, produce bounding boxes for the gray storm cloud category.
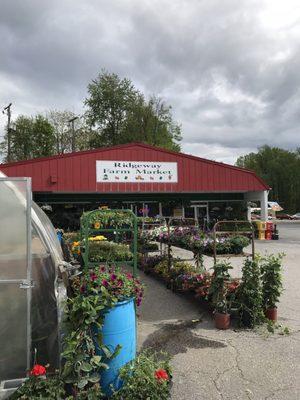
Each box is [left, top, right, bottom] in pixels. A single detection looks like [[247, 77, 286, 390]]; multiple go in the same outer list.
[[0, 0, 299, 163]]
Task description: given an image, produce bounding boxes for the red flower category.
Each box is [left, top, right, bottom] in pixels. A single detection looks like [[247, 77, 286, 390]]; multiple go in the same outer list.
[[155, 369, 169, 382], [30, 364, 46, 376]]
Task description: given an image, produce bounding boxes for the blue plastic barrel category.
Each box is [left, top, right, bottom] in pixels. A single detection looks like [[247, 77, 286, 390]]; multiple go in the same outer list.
[[94, 298, 136, 395], [57, 231, 63, 244]]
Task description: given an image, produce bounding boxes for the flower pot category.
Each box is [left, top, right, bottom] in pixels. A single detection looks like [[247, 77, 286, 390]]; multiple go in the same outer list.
[[93, 298, 136, 396], [215, 312, 230, 330], [265, 307, 277, 322]]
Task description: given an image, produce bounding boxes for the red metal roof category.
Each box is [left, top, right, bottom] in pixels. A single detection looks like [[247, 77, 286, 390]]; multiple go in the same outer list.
[[0, 142, 269, 193]]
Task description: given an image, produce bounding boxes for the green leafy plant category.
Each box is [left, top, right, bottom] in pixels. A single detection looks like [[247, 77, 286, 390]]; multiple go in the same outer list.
[[237, 258, 264, 328], [111, 351, 172, 400], [229, 235, 250, 254], [261, 254, 284, 309], [88, 210, 134, 229], [62, 267, 144, 393], [88, 241, 133, 263], [209, 261, 232, 314], [11, 374, 67, 400]]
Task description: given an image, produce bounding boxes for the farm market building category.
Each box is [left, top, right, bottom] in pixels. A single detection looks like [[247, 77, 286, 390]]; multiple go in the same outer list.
[[0, 143, 269, 227]]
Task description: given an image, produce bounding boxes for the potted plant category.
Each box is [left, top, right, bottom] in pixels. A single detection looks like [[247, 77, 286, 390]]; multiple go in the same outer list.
[[209, 261, 232, 330], [236, 258, 264, 328], [214, 299, 230, 330], [261, 254, 284, 322], [63, 267, 144, 396]]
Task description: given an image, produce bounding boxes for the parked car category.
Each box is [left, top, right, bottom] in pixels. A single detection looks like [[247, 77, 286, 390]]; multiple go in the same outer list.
[[276, 213, 294, 220], [292, 213, 300, 220]]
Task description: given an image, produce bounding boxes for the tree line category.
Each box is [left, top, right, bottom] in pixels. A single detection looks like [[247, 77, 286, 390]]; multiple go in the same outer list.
[[236, 145, 300, 213], [0, 71, 182, 162]]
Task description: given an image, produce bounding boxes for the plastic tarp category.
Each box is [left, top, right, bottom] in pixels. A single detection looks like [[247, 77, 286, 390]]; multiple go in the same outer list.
[[0, 172, 66, 390]]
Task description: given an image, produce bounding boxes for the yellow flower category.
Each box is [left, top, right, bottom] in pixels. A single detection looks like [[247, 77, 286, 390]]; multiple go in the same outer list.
[[88, 235, 107, 241], [94, 222, 101, 229], [73, 241, 80, 247]]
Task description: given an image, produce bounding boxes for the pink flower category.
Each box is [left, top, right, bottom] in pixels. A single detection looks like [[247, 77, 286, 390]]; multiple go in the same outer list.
[[100, 266, 106, 272], [90, 273, 97, 281], [102, 279, 108, 287]]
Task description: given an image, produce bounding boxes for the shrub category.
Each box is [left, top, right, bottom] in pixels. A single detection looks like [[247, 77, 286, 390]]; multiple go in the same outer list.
[[237, 258, 264, 327], [261, 254, 284, 309], [112, 351, 171, 400]]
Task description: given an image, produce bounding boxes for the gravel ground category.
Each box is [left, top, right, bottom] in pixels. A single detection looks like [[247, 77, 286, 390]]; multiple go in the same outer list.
[[137, 222, 300, 400]]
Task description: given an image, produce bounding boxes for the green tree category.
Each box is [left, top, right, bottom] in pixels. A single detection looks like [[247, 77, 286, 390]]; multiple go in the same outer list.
[[47, 110, 92, 153], [32, 114, 56, 158], [0, 114, 56, 162], [85, 71, 139, 147], [236, 145, 300, 213], [85, 71, 182, 151]]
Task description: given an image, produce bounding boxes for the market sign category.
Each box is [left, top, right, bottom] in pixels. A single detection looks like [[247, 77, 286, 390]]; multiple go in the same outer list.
[[96, 161, 178, 183]]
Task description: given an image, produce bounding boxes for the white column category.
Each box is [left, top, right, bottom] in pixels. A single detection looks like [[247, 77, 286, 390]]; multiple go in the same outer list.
[[247, 205, 252, 222], [261, 190, 268, 221], [159, 202, 163, 217]]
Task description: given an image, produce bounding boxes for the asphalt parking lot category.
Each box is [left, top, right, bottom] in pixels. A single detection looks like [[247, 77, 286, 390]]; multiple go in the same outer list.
[[138, 221, 300, 400]]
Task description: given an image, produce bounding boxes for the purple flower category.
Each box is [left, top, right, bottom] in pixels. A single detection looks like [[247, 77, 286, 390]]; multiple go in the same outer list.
[[136, 298, 142, 306], [110, 273, 117, 281], [102, 279, 109, 287]]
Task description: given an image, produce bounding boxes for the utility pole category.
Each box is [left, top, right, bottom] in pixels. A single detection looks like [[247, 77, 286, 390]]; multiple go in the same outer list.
[[2, 103, 12, 162], [68, 116, 79, 152]]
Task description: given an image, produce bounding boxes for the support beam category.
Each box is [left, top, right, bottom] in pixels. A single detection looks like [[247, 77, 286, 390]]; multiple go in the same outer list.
[[244, 190, 269, 222], [261, 190, 268, 221]]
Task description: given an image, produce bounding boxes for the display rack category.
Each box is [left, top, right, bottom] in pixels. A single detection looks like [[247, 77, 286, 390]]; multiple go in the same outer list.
[[80, 209, 138, 276], [212, 220, 255, 263]]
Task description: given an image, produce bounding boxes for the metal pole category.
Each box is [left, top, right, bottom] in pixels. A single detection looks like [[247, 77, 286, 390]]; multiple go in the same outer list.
[[26, 178, 32, 373], [3, 103, 12, 162], [68, 116, 78, 153]]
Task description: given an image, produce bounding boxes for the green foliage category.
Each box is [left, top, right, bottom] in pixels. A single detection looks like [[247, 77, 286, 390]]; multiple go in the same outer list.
[[0, 114, 56, 162], [261, 254, 284, 309], [112, 351, 172, 400], [209, 261, 233, 313], [229, 236, 251, 254], [237, 258, 264, 328], [88, 241, 133, 262], [236, 145, 300, 212], [47, 109, 92, 154], [62, 267, 144, 393], [11, 375, 67, 400], [85, 70, 181, 151], [87, 210, 134, 229]]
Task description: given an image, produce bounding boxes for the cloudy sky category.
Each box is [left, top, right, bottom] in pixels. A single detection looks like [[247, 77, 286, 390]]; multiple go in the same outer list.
[[1, 0, 300, 164]]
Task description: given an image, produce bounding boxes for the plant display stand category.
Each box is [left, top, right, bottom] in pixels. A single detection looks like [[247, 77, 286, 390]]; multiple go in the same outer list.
[[80, 209, 138, 275], [212, 220, 255, 263]]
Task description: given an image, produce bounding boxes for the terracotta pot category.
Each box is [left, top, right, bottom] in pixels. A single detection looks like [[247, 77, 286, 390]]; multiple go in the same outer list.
[[265, 307, 277, 322], [215, 312, 230, 330]]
